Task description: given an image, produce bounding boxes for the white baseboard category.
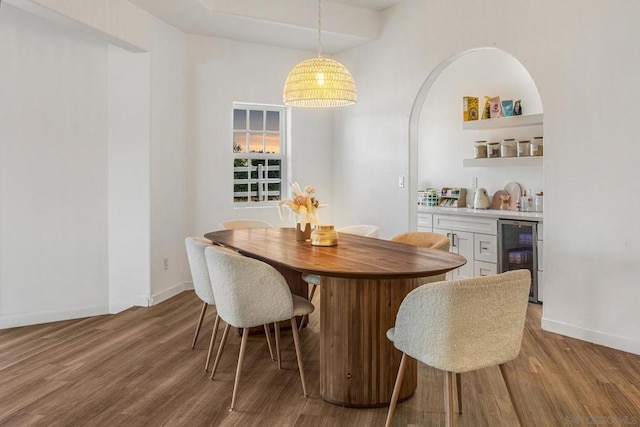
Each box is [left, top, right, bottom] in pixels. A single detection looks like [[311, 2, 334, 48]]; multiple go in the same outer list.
[[109, 303, 134, 314], [150, 281, 193, 306], [0, 304, 109, 330], [542, 317, 640, 356]]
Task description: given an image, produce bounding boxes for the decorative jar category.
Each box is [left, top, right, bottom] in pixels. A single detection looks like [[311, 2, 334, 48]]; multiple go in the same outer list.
[[311, 225, 338, 247]]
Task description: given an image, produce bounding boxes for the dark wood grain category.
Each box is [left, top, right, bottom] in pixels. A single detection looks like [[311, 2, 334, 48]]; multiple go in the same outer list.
[[205, 228, 466, 407], [204, 228, 466, 279]]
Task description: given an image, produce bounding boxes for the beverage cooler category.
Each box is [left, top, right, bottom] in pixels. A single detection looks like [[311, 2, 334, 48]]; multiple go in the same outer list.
[[498, 220, 539, 303]]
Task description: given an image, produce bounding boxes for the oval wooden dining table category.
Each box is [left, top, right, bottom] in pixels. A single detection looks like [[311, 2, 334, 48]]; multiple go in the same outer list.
[[204, 227, 466, 408]]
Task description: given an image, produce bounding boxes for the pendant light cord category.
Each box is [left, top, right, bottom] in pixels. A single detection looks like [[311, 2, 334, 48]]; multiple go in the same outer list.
[[317, 0, 322, 58]]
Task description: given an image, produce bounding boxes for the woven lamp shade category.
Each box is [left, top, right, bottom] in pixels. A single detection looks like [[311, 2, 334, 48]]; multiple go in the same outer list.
[[283, 57, 357, 107]]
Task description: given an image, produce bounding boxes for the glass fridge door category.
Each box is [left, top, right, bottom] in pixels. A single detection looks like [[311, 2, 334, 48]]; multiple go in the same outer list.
[[498, 220, 539, 303]]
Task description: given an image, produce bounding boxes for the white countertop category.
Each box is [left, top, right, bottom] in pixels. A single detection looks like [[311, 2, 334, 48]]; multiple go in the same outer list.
[[418, 206, 543, 222]]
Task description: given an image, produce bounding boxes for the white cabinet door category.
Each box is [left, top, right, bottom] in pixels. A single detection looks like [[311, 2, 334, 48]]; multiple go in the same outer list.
[[474, 261, 497, 277], [417, 212, 433, 231], [453, 231, 474, 279], [474, 233, 497, 263], [433, 228, 473, 280], [433, 227, 455, 280]]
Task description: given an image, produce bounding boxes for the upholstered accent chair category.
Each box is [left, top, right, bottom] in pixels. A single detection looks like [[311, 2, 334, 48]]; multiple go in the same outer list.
[[384, 270, 531, 427], [185, 237, 275, 370], [204, 245, 315, 411]]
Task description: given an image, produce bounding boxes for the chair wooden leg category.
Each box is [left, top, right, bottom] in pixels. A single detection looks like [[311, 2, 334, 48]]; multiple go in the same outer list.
[[210, 323, 231, 380], [308, 284, 318, 301], [290, 318, 308, 397], [456, 372, 462, 414], [229, 327, 249, 412], [274, 321, 282, 369], [445, 371, 455, 427], [499, 363, 526, 427], [191, 301, 208, 349], [204, 314, 221, 371], [264, 324, 275, 361], [385, 352, 408, 427]]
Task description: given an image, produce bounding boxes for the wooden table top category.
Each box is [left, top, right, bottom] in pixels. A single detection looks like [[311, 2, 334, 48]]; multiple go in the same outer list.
[[204, 228, 466, 279]]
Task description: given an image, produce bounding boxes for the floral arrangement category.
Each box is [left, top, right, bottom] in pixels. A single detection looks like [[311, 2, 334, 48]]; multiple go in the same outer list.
[[278, 182, 326, 231]]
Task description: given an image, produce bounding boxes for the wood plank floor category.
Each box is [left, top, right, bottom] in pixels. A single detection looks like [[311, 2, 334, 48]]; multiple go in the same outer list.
[[0, 291, 638, 426]]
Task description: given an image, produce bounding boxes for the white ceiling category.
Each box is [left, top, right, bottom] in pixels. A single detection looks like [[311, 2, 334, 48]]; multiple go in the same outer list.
[[128, 0, 405, 53]]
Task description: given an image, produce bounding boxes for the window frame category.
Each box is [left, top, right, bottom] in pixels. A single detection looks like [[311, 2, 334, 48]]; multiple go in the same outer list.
[[232, 102, 288, 207]]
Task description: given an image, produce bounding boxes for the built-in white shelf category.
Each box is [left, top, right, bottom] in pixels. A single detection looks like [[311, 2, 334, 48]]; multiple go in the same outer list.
[[462, 113, 543, 130], [463, 156, 543, 167]]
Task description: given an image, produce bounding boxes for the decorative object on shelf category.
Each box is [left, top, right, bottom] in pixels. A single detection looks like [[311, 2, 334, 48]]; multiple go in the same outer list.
[[504, 181, 522, 211], [489, 96, 503, 118], [514, 100, 522, 115], [482, 96, 491, 119], [501, 139, 517, 157], [279, 182, 327, 240], [310, 224, 338, 246], [530, 136, 543, 156], [517, 140, 530, 157], [283, 0, 356, 108], [491, 189, 510, 210], [487, 142, 501, 158], [502, 99, 514, 117], [474, 141, 488, 158], [463, 96, 479, 121], [438, 187, 467, 208], [417, 188, 439, 206]]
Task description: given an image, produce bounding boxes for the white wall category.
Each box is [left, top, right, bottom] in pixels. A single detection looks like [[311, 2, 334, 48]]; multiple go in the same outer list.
[[187, 35, 335, 236], [419, 48, 544, 204], [334, 0, 640, 354], [107, 45, 151, 311], [0, 5, 109, 326]]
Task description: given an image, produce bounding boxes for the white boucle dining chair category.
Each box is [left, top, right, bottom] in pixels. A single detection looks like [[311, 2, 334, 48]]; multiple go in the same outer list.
[[204, 245, 315, 412], [301, 224, 380, 302], [184, 237, 275, 371], [219, 219, 273, 230], [384, 270, 531, 427]]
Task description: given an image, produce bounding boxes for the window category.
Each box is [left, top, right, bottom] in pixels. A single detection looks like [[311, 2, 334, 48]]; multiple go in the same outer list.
[[233, 103, 286, 205]]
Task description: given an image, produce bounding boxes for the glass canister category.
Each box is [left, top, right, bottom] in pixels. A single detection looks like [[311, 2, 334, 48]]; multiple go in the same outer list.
[[530, 137, 544, 156], [474, 141, 487, 158], [500, 139, 517, 157], [487, 142, 501, 158], [311, 225, 338, 246], [517, 140, 530, 157]]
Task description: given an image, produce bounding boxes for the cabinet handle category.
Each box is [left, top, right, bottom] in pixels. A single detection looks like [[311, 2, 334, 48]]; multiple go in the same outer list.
[[481, 245, 489, 251], [451, 233, 457, 248]]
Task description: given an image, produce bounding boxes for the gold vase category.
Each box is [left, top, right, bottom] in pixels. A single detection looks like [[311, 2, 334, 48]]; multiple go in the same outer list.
[[296, 223, 312, 241]]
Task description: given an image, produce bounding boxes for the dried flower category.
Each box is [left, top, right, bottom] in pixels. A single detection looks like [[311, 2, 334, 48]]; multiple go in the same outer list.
[[278, 182, 327, 230]]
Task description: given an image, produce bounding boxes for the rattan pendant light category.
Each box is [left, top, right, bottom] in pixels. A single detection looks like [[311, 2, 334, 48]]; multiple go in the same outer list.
[[283, 0, 357, 107]]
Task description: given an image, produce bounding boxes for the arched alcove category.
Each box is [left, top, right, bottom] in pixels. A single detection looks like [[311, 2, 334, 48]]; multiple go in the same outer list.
[[408, 47, 543, 229]]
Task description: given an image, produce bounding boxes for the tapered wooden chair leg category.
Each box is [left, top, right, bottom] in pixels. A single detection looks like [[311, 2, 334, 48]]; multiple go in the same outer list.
[[263, 324, 275, 361], [290, 318, 308, 397], [229, 328, 249, 412], [308, 284, 318, 301], [456, 372, 462, 414], [210, 323, 231, 380], [274, 321, 282, 369], [385, 352, 408, 427], [205, 314, 221, 371], [445, 371, 455, 427], [191, 301, 208, 348], [499, 364, 526, 427]]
